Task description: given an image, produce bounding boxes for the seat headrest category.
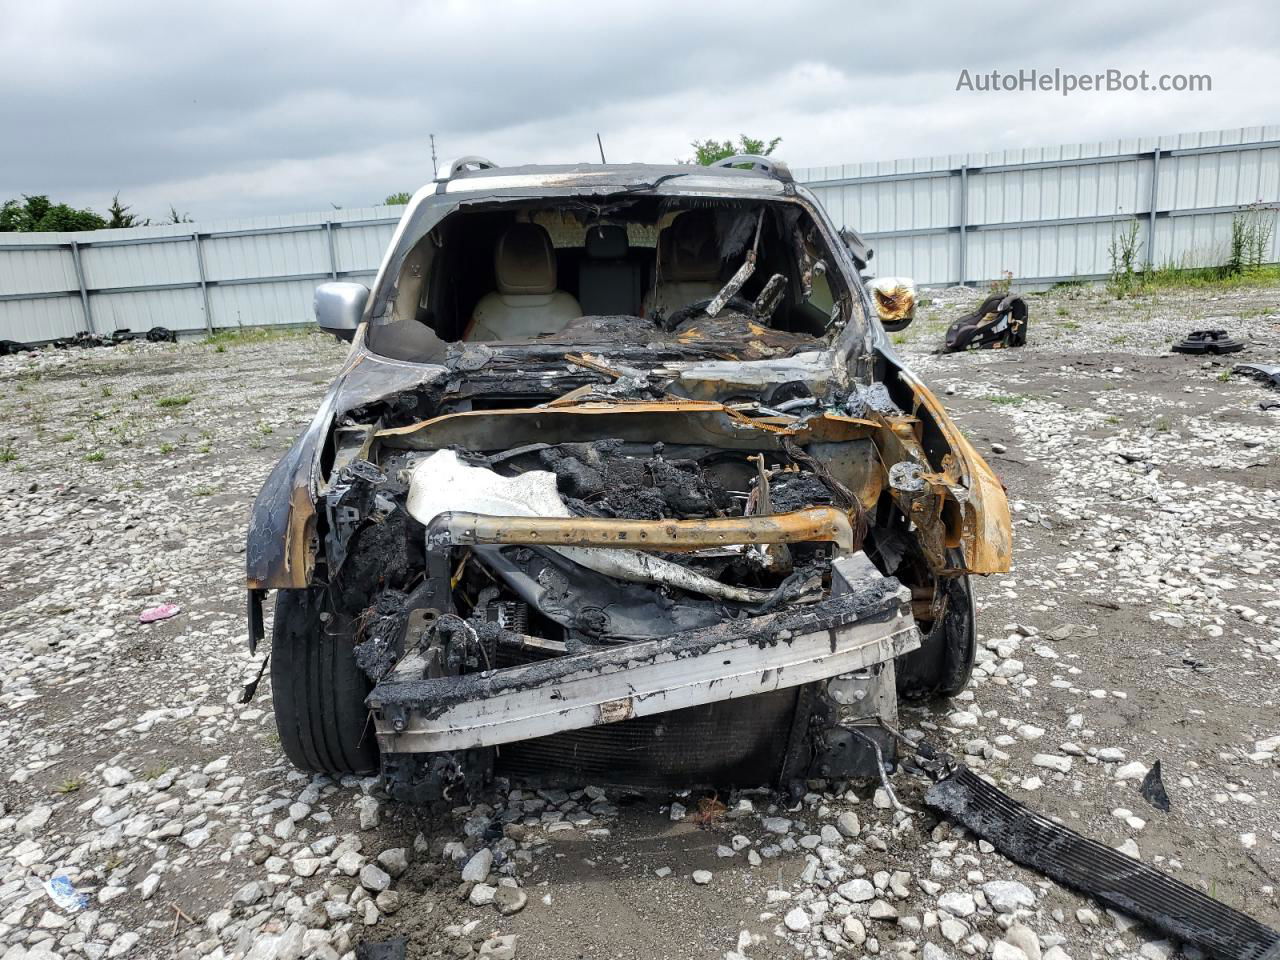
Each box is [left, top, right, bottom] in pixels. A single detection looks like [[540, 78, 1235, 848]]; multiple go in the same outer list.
[[495, 223, 557, 295], [585, 224, 628, 259], [659, 210, 720, 282]]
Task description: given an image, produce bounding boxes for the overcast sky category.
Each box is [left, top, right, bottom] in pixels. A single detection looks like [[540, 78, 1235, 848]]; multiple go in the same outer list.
[[2, 0, 1278, 222]]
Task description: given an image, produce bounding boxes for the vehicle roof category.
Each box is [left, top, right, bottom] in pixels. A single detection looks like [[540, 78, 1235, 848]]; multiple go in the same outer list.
[[413, 162, 791, 203]]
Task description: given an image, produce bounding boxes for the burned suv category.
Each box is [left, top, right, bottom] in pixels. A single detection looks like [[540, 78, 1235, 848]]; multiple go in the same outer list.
[[246, 156, 1011, 801]]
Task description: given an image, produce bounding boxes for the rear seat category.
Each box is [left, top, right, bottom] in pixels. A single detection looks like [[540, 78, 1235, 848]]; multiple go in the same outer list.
[[577, 224, 643, 316]]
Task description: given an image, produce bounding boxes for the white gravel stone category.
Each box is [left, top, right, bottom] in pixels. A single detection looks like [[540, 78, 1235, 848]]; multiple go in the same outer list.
[[1031, 753, 1072, 773], [937, 891, 977, 917], [102, 766, 133, 787], [982, 880, 1036, 913], [784, 907, 810, 932], [837, 878, 875, 902], [360, 863, 391, 892], [461, 848, 493, 883]]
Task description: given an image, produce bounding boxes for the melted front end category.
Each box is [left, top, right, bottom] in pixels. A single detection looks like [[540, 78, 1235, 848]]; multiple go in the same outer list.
[[304, 340, 1007, 800]]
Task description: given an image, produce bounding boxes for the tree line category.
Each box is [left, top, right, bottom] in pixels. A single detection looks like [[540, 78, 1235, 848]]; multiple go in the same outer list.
[[0, 194, 193, 232]]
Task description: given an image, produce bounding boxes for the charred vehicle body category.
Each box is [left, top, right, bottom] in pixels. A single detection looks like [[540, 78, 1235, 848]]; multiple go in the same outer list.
[[245, 156, 1012, 801]]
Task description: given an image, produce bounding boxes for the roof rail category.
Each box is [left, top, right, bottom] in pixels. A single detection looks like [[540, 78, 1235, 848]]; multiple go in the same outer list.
[[710, 155, 793, 182], [435, 156, 499, 182]]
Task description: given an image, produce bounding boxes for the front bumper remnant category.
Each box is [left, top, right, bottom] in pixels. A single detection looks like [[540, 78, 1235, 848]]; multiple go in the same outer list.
[[367, 553, 918, 755]]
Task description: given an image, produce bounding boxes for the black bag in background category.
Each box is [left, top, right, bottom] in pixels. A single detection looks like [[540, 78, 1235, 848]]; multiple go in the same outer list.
[[943, 294, 1028, 353]]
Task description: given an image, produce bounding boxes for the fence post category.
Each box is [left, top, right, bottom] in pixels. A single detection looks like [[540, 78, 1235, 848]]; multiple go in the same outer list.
[[193, 232, 213, 334], [1147, 148, 1161, 269], [325, 221, 339, 279], [69, 240, 93, 334], [958, 165, 969, 286]]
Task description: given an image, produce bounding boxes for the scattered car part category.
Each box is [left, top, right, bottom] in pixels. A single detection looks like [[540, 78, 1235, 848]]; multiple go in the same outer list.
[[1172, 329, 1244, 354], [0, 339, 33, 356], [1234, 362, 1280, 389], [942, 294, 1028, 353], [925, 765, 1279, 960], [867, 277, 917, 333], [1140, 759, 1171, 811]]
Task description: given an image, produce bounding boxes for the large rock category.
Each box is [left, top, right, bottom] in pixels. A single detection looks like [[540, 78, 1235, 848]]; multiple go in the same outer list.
[[494, 884, 527, 915], [461, 848, 493, 883]]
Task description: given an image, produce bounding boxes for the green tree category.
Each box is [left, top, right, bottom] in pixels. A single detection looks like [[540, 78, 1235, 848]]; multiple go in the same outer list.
[[107, 193, 147, 228], [688, 135, 783, 166], [384, 192, 412, 205], [165, 205, 193, 224], [0, 195, 106, 232]]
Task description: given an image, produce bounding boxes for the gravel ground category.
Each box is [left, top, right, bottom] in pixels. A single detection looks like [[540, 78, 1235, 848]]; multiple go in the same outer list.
[[1, 281, 1278, 960]]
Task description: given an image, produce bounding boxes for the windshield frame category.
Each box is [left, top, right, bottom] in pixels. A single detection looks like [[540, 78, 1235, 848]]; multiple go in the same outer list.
[[358, 169, 869, 369]]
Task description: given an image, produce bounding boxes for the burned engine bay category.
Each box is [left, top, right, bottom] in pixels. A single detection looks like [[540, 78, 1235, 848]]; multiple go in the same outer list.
[[292, 324, 1011, 802]]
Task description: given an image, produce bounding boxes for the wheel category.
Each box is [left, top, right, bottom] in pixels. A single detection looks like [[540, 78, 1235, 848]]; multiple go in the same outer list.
[[896, 570, 977, 701], [270, 587, 378, 775]]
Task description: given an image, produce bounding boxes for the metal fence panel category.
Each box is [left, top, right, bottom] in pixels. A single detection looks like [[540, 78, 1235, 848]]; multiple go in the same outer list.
[[796, 124, 1280, 287], [91, 287, 206, 333], [0, 204, 408, 342]]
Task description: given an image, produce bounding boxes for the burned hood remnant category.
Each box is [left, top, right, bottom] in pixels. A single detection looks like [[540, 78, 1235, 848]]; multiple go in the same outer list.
[[942, 294, 1028, 353], [1173, 329, 1245, 355], [245, 156, 1013, 801]]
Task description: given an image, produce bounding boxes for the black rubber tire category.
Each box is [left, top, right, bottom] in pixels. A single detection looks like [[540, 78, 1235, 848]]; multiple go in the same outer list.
[[271, 587, 378, 775], [896, 570, 977, 701]]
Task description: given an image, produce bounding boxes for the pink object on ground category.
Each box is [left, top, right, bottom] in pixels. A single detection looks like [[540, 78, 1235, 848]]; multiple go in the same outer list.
[[139, 603, 181, 624]]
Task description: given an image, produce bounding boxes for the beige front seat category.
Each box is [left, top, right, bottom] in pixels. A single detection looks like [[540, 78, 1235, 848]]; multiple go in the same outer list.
[[467, 223, 581, 341], [645, 210, 724, 317]]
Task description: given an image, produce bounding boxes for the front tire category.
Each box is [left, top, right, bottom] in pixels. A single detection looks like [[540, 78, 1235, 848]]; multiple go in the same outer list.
[[271, 588, 377, 775], [896, 570, 977, 701]]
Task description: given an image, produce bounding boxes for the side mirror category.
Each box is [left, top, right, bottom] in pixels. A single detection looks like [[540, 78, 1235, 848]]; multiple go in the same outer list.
[[867, 276, 916, 333], [314, 281, 369, 341]]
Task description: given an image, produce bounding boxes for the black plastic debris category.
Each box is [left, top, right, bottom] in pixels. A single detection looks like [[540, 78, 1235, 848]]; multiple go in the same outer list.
[[0, 339, 34, 356], [46, 326, 179, 350], [1234, 362, 1280, 389], [925, 765, 1280, 960], [355, 936, 407, 960], [1172, 329, 1244, 354], [1140, 759, 1171, 811], [942, 294, 1029, 353]]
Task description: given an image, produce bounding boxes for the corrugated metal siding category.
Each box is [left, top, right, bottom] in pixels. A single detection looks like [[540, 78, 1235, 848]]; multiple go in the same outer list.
[[209, 279, 319, 329], [91, 287, 206, 333], [796, 125, 1280, 286], [0, 295, 84, 342], [80, 238, 198, 289], [0, 204, 406, 342]]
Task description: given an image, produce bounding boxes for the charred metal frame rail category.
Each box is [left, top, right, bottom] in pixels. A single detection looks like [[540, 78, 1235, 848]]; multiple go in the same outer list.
[[926, 767, 1280, 960], [425, 506, 856, 553]]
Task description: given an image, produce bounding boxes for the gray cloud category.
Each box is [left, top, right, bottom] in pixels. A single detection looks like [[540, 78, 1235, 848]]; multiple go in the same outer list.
[[2, 0, 1276, 220]]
